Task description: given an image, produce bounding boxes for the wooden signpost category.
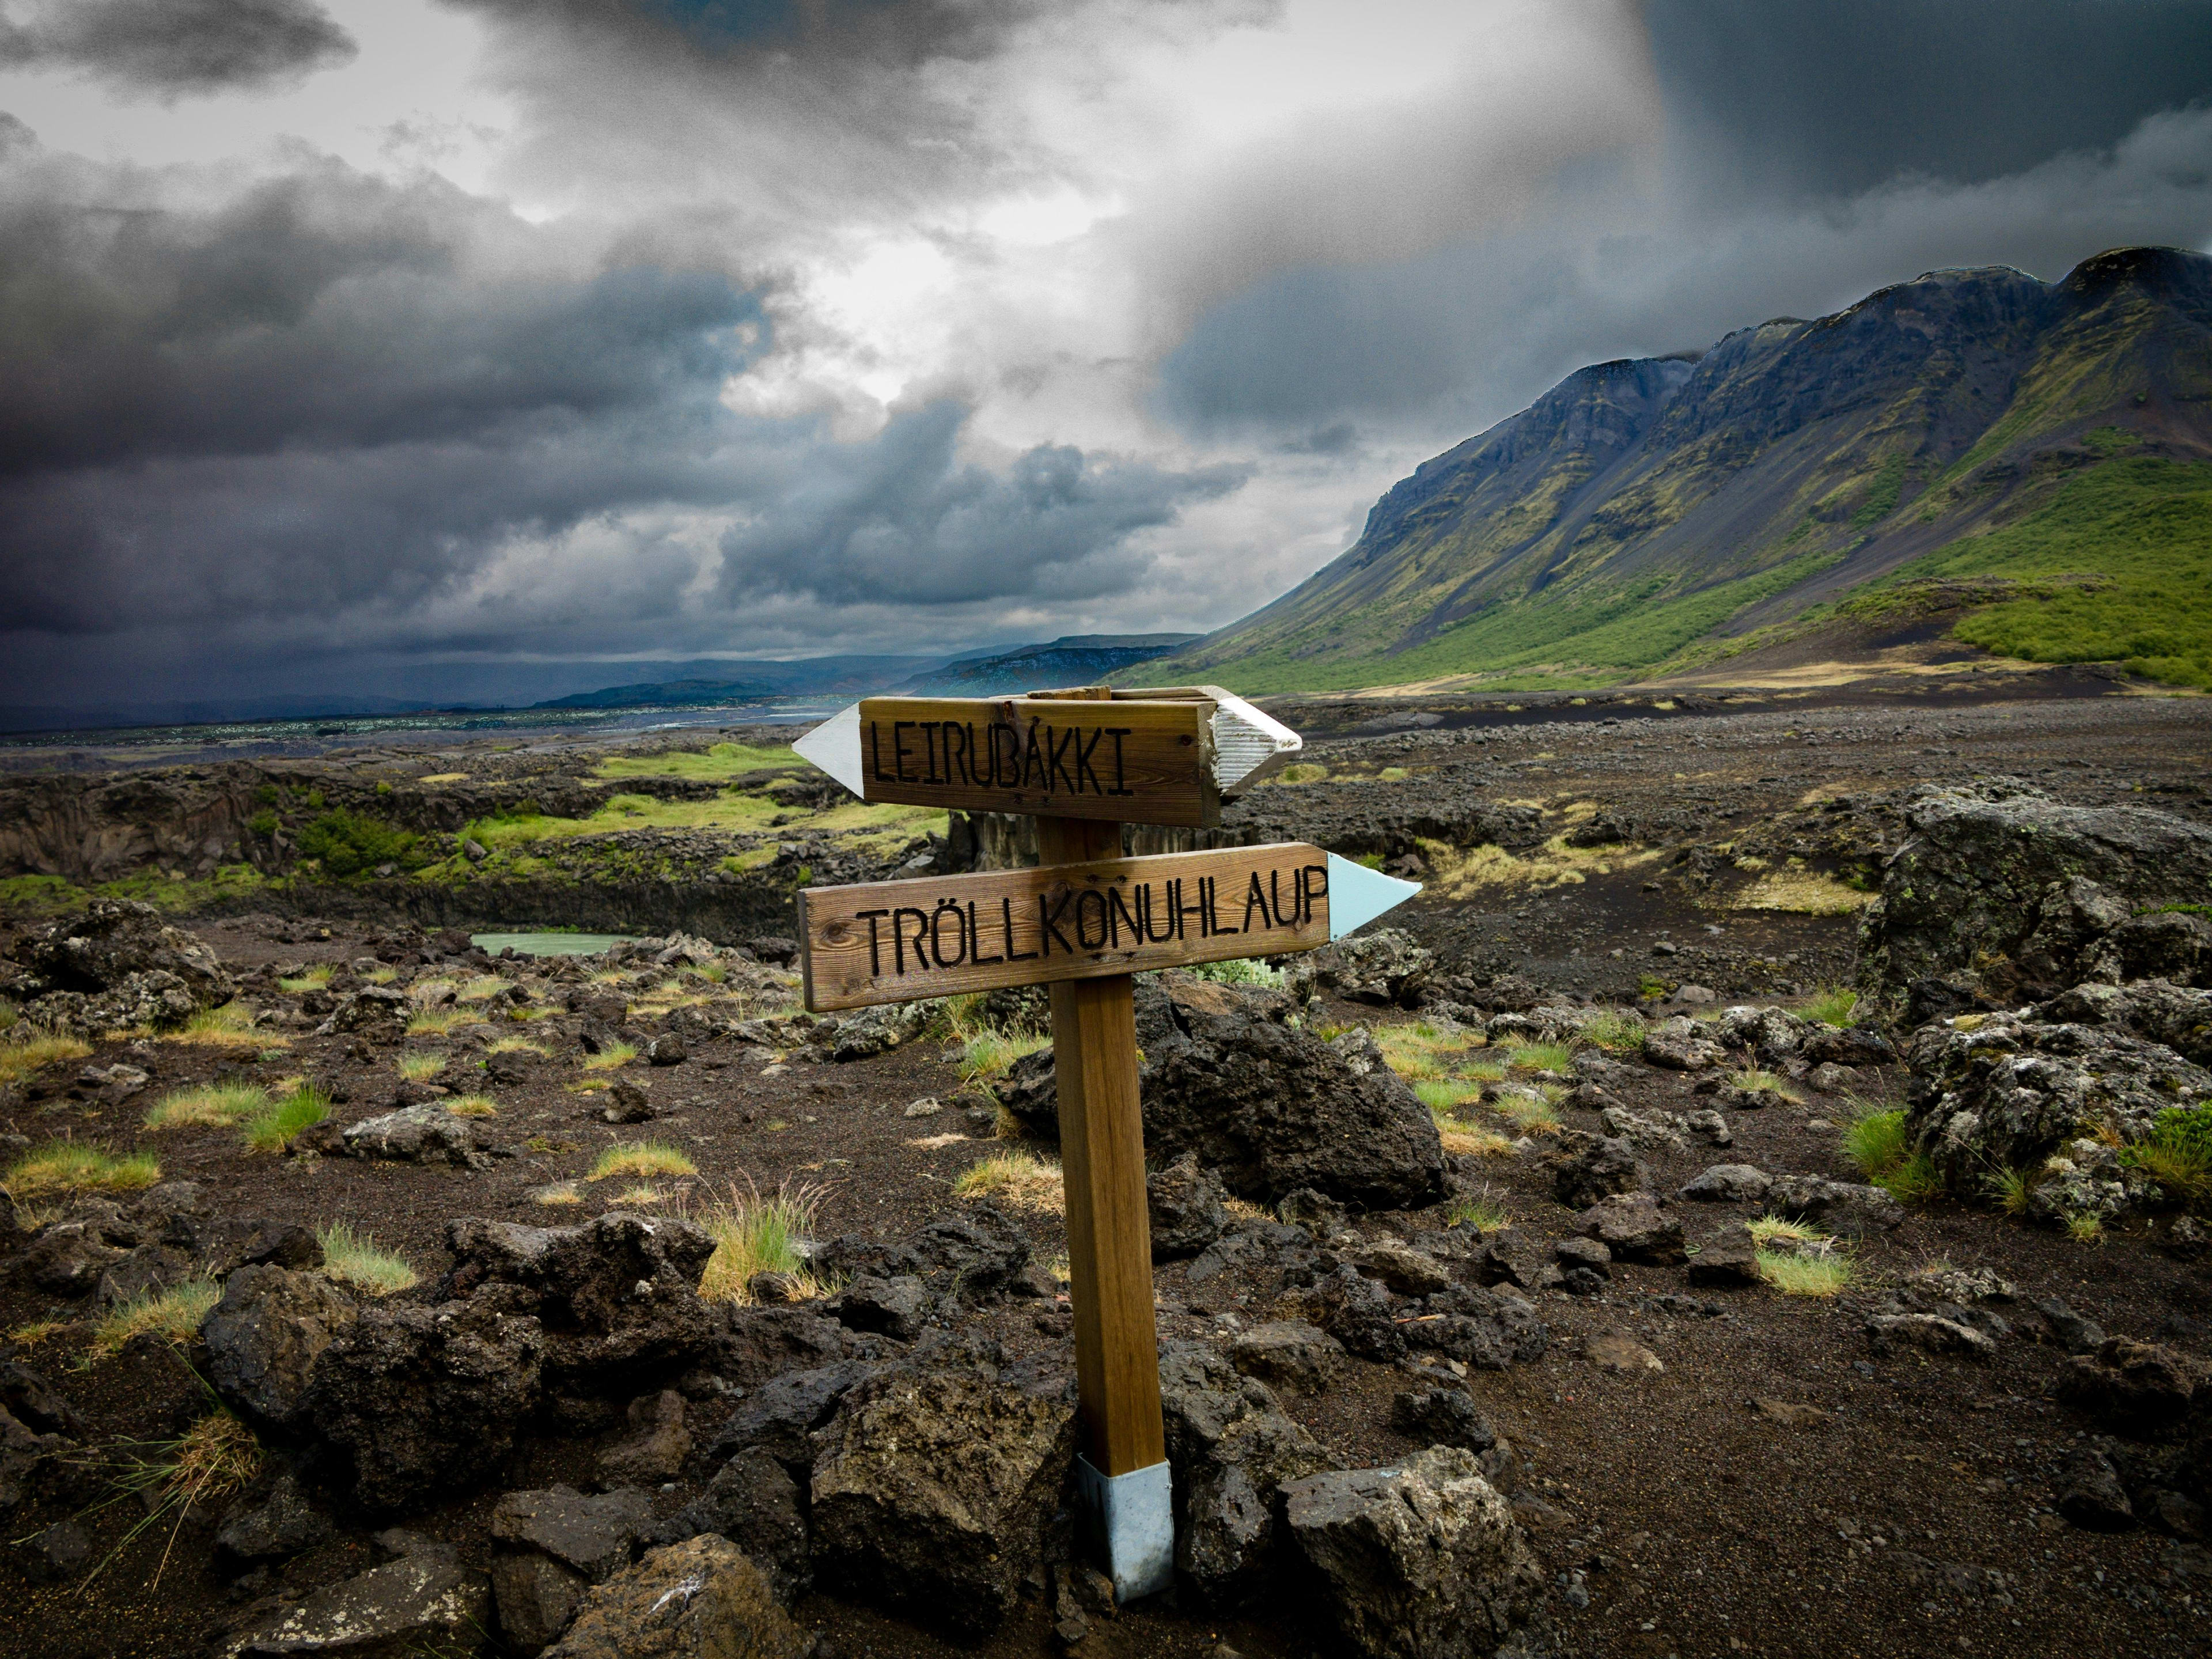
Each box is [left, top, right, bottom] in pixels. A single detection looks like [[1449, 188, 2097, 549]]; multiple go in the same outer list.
[[792, 687, 1418, 1601]]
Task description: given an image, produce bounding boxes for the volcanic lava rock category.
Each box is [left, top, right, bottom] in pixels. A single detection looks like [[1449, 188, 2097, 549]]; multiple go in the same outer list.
[[1679, 1164, 1772, 1203], [305, 1297, 546, 1513], [1857, 787, 2212, 1010], [1283, 928, 1435, 1007], [330, 986, 411, 1041], [1001, 976, 1448, 1209], [540, 1535, 809, 1659], [832, 1274, 929, 1342], [225, 1553, 493, 1659], [1550, 1133, 1652, 1209], [215, 1470, 335, 1567], [14, 899, 230, 1007], [1642, 1017, 1724, 1071], [1903, 1003, 2212, 1206], [203, 1264, 361, 1431], [646, 1448, 812, 1605], [2058, 1338, 2205, 1439], [343, 1103, 482, 1165], [809, 1361, 1078, 1636], [1575, 1193, 1686, 1264], [1147, 1152, 1230, 1260], [1389, 1388, 1498, 1454], [1158, 1344, 1329, 1605], [1283, 1446, 1545, 1659], [1227, 1321, 1344, 1395], [815, 1204, 1032, 1302]]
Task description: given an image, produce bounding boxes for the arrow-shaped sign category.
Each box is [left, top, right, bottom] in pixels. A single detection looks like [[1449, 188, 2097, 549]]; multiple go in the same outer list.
[[793, 685, 1301, 829]]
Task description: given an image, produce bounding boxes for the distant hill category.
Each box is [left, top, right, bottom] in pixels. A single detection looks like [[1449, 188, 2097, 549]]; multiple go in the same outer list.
[[893, 634, 1203, 696], [1139, 247, 2212, 694], [529, 654, 950, 710]]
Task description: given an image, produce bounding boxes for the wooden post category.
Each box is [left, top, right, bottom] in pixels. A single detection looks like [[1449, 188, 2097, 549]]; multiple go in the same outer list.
[[1038, 816, 1166, 1481]]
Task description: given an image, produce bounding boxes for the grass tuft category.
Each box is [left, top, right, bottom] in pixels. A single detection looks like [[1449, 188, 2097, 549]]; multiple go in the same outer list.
[[953, 1150, 1064, 1210], [1446, 1192, 1512, 1233], [277, 966, 334, 992], [1500, 1039, 1574, 1074], [1984, 1164, 2040, 1217], [961, 1028, 1050, 1088], [1728, 1067, 1805, 1103], [397, 1051, 446, 1081], [696, 1178, 828, 1304], [90, 1281, 219, 1359], [443, 1094, 499, 1118], [169, 1003, 272, 1047], [144, 1082, 268, 1130], [1756, 1248, 1852, 1296], [582, 1040, 639, 1072], [1747, 1215, 1824, 1249], [2066, 1212, 2105, 1244], [317, 1223, 418, 1295], [243, 1087, 329, 1154], [1185, 957, 1286, 988], [1488, 1089, 1561, 1134], [589, 1141, 697, 1181], [0, 1030, 94, 1084], [1843, 1106, 1911, 1179], [3, 1141, 161, 1196], [1578, 1010, 1646, 1052], [1800, 985, 1860, 1028], [406, 1006, 472, 1037]]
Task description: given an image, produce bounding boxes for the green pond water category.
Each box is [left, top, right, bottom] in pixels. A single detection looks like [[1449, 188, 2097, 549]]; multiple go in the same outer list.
[[470, 931, 637, 958]]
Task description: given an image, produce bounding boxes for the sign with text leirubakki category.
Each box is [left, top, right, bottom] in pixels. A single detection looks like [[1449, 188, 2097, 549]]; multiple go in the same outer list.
[[800, 842, 1336, 1011], [791, 685, 1302, 829]]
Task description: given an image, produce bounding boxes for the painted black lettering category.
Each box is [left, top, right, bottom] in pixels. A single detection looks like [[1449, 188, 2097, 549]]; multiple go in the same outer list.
[[1021, 720, 1047, 791], [992, 722, 1021, 788], [946, 722, 972, 786], [1048, 724, 1079, 795], [1106, 885, 1142, 948], [892, 907, 930, 974], [1140, 882, 1174, 944], [922, 722, 942, 785], [892, 722, 917, 783], [1075, 889, 1109, 950], [1039, 891, 1074, 956], [854, 909, 889, 975], [1206, 876, 1237, 934], [1302, 864, 1328, 928], [1074, 727, 1103, 794], [1243, 870, 1273, 931], [968, 901, 1002, 964], [930, 899, 967, 967], [1173, 878, 1205, 940], [1003, 896, 1039, 961], [869, 722, 893, 784], [1270, 868, 1286, 929], [1105, 728, 1133, 796]]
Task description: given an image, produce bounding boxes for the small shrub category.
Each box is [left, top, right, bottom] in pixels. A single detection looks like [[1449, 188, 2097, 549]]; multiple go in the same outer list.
[[318, 1224, 418, 1295], [171, 1003, 270, 1047], [4, 1141, 160, 1196], [243, 1088, 329, 1153], [297, 809, 420, 877], [1446, 1192, 1511, 1233], [1985, 1164, 2041, 1217], [1728, 1067, 1804, 1103], [960, 1028, 1049, 1088], [145, 1082, 267, 1130], [697, 1179, 826, 1303], [1757, 1248, 1852, 1296], [590, 1142, 697, 1181], [953, 1150, 1063, 1210], [1187, 957, 1285, 988], [90, 1281, 219, 1359], [1843, 1107, 1911, 1180], [1501, 1040, 1574, 1074], [444, 1094, 498, 1118], [397, 1051, 446, 1081], [1578, 1010, 1645, 1052], [247, 810, 279, 839], [1800, 985, 1860, 1028], [582, 1040, 638, 1072]]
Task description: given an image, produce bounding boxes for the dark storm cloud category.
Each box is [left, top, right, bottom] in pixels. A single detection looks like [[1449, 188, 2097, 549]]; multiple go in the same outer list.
[[0, 0, 357, 100], [719, 400, 1251, 609], [1647, 0, 2212, 197], [452, 0, 1050, 66], [0, 135, 1246, 702]]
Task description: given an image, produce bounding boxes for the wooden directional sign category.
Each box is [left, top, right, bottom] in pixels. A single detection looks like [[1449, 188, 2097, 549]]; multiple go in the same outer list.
[[788, 687, 1415, 1605], [792, 685, 1301, 828], [800, 842, 1336, 1012]]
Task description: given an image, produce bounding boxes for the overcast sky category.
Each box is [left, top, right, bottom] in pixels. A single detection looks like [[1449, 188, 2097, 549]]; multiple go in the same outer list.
[[3, 0, 2210, 714]]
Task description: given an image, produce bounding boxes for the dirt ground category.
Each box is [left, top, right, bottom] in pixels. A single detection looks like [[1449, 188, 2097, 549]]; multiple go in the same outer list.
[[2, 685, 2209, 1659]]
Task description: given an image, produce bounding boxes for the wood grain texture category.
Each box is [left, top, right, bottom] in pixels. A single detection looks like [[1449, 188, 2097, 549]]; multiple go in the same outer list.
[[797, 841, 1332, 1012], [852, 695, 1220, 827], [1040, 817, 1166, 1479]]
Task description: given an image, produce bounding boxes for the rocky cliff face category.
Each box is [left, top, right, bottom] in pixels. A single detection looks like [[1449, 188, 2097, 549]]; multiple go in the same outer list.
[[1151, 247, 2212, 691]]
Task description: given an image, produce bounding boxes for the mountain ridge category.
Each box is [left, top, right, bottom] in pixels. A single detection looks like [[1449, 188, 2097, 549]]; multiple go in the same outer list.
[[1139, 246, 2212, 693]]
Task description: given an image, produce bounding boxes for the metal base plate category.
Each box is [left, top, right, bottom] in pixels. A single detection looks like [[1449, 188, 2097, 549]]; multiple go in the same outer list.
[[1073, 1455, 1174, 1603]]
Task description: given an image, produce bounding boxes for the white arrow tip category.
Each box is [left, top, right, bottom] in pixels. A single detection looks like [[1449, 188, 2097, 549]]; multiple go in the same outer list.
[[1325, 852, 1421, 940], [1206, 688, 1302, 793], [793, 702, 865, 797]]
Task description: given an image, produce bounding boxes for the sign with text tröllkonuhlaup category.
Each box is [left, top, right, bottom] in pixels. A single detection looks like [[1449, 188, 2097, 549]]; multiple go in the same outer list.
[[791, 685, 1301, 830], [799, 841, 1336, 1011]]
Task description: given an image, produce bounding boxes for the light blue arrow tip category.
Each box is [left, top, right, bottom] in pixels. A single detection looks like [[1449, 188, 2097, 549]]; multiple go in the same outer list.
[[1324, 851, 1421, 940]]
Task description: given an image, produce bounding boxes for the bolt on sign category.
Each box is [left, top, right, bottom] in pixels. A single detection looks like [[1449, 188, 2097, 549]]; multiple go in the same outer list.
[[793, 687, 1418, 1604]]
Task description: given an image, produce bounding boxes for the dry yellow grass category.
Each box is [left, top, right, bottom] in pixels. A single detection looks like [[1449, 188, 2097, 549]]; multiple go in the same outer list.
[[0, 1031, 92, 1084], [1734, 869, 1874, 916], [953, 1150, 1064, 1211]]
